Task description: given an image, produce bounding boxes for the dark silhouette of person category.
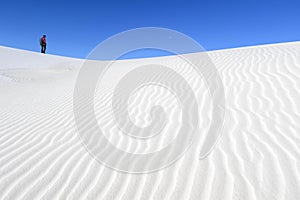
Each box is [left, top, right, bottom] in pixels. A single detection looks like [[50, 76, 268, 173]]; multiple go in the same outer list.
[[40, 35, 47, 53]]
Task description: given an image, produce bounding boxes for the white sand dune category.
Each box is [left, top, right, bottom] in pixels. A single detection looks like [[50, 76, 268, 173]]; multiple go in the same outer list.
[[0, 42, 300, 200]]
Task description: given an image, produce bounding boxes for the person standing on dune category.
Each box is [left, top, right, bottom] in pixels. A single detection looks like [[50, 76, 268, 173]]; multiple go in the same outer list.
[[40, 35, 47, 53]]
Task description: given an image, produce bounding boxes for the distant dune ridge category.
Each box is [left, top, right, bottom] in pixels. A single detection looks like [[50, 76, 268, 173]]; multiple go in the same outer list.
[[0, 41, 300, 199]]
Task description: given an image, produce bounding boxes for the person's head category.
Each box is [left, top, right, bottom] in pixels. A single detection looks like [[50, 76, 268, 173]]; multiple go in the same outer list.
[[43, 35, 46, 38]]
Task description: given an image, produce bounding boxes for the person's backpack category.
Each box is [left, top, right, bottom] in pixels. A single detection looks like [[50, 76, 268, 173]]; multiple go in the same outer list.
[[40, 38, 43, 45]]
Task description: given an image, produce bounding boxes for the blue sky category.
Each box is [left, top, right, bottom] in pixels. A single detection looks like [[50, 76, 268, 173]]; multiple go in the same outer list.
[[1, 0, 299, 59]]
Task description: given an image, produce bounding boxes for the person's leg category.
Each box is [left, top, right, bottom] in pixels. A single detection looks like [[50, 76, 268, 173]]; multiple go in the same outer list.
[[42, 45, 46, 53], [41, 45, 43, 53], [44, 45, 46, 53]]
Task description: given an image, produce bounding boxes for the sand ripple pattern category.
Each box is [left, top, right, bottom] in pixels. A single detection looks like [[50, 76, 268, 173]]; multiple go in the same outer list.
[[0, 42, 300, 199]]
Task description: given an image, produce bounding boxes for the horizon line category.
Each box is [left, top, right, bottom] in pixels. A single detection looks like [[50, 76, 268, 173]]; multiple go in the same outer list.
[[1, 40, 299, 61]]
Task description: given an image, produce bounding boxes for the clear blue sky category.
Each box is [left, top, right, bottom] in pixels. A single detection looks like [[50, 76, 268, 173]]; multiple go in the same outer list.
[[1, 0, 299, 59]]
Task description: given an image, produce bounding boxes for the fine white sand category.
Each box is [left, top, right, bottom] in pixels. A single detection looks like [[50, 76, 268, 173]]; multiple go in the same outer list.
[[0, 42, 300, 200]]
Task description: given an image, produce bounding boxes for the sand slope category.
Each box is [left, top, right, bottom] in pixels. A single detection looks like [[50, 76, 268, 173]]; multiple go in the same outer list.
[[0, 42, 300, 200]]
